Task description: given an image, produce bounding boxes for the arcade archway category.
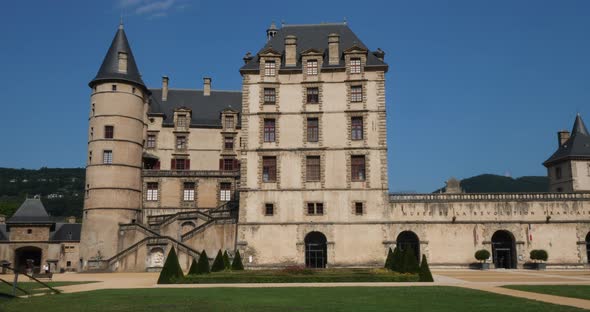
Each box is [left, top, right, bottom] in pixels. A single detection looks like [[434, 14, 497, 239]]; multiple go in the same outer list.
[[15, 246, 42, 273], [491, 230, 517, 269]]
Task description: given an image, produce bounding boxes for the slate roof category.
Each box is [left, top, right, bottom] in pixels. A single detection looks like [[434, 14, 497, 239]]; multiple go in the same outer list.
[[148, 89, 242, 127], [544, 114, 590, 166], [52, 223, 82, 241], [7, 198, 52, 224], [240, 23, 388, 72], [89, 24, 147, 91]]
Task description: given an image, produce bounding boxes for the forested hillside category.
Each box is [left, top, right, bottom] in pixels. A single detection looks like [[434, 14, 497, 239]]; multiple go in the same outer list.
[[434, 174, 549, 193]]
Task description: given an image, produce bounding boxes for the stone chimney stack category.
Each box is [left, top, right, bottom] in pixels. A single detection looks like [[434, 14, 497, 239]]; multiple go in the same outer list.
[[203, 77, 212, 96], [162, 76, 169, 101], [284, 35, 297, 67], [67, 216, 76, 224], [558, 130, 570, 147], [328, 33, 340, 65]]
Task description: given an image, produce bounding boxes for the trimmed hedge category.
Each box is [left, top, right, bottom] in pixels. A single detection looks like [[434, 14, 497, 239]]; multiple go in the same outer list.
[[195, 250, 210, 274], [188, 258, 198, 275], [223, 250, 231, 269], [211, 250, 225, 272], [391, 247, 402, 272], [475, 249, 491, 262], [530, 249, 548, 262], [384, 248, 394, 270], [418, 255, 434, 282], [400, 248, 419, 274], [157, 247, 184, 284], [232, 250, 244, 270]]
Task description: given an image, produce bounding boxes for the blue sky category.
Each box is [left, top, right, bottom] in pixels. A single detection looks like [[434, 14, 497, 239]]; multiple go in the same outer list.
[[0, 0, 588, 192]]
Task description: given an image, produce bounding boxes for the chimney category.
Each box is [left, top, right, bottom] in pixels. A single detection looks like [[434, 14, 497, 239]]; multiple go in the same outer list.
[[328, 33, 340, 65], [203, 77, 212, 96], [373, 48, 385, 62], [284, 35, 297, 67], [558, 130, 570, 147], [66, 216, 76, 224], [243, 52, 253, 64], [162, 76, 169, 101]]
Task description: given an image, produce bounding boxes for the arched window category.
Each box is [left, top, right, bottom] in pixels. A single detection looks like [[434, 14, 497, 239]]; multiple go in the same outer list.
[[305, 232, 327, 268]]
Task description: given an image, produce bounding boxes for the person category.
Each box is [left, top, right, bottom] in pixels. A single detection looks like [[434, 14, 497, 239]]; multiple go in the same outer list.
[[43, 263, 49, 274]]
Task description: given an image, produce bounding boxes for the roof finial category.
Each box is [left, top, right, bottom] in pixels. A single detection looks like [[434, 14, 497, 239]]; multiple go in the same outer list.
[[343, 17, 347, 25], [119, 16, 124, 30]]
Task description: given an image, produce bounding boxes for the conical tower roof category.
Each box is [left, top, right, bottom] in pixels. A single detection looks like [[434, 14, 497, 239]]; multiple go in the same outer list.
[[89, 23, 146, 90], [544, 114, 590, 166]]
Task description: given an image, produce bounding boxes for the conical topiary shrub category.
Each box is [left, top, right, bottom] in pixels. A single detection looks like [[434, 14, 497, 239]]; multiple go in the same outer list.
[[391, 246, 402, 272], [211, 250, 225, 272], [223, 250, 231, 269], [157, 247, 184, 284], [196, 250, 210, 274], [231, 250, 244, 270], [419, 255, 434, 282], [384, 247, 394, 270], [188, 258, 198, 275], [401, 248, 419, 273]]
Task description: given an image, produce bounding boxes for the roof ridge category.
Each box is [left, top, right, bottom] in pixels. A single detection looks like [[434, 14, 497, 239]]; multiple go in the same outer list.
[[283, 23, 347, 27]]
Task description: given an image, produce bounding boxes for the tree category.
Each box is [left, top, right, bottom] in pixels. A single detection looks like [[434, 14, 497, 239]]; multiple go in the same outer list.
[[157, 247, 184, 284], [418, 255, 434, 282], [211, 250, 225, 272], [195, 250, 210, 274], [188, 258, 198, 275], [232, 250, 244, 270], [400, 248, 419, 274], [474, 249, 491, 263], [223, 250, 231, 269], [391, 246, 402, 272], [384, 247, 394, 270]]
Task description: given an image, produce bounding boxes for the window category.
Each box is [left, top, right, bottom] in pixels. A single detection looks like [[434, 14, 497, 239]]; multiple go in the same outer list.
[[173, 158, 189, 170], [351, 155, 366, 181], [104, 125, 114, 139], [262, 156, 277, 182], [351, 85, 362, 102], [223, 159, 234, 171], [307, 87, 319, 104], [91, 103, 95, 116], [355, 202, 364, 215], [307, 118, 319, 142], [307, 60, 318, 75], [264, 60, 276, 76], [27, 229, 32, 234], [220, 183, 231, 201], [111, 84, 117, 91], [224, 137, 234, 150], [132, 87, 136, 94], [147, 134, 156, 148], [176, 136, 187, 150], [66, 261, 72, 267], [146, 182, 158, 201], [307, 203, 324, 215], [177, 114, 189, 128], [350, 57, 361, 74], [225, 115, 235, 129], [306, 156, 321, 182], [264, 88, 276, 104], [263, 119, 276, 142], [103, 150, 113, 164], [351, 117, 363, 140], [265, 203, 274, 216], [556, 167, 562, 179], [183, 182, 195, 201]]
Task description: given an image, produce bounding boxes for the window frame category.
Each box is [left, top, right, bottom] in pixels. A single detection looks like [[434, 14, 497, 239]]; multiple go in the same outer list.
[[224, 136, 234, 150], [146, 134, 157, 148], [263, 119, 276, 142], [264, 60, 276, 77], [307, 118, 319, 142], [355, 202, 364, 215], [350, 85, 363, 102], [104, 125, 114, 139], [350, 57, 361, 74], [220, 182, 231, 201], [265, 203, 274, 216], [103, 150, 113, 164], [307, 202, 324, 215], [225, 115, 235, 129], [177, 114, 189, 128], [306, 59, 318, 75], [351, 116, 364, 140], [175, 136, 187, 150], [262, 156, 277, 182], [306, 87, 319, 104], [146, 182, 159, 201], [351, 155, 366, 182], [183, 182, 195, 201], [306, 156, 321, 182], [263, 88, 276, 104]]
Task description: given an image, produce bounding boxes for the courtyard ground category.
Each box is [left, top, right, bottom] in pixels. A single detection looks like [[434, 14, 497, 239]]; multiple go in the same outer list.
[[2, 269, 590, 310]]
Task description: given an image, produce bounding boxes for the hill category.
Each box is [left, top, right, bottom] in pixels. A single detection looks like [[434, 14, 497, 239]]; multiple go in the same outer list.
[[434, 174, 549, 193], [0, 167, 85, 218]]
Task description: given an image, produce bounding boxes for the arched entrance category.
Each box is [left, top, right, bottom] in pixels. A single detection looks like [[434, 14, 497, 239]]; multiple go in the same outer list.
[[15, 246, 42, 273], [586, 232, 590, 263], [305, 232, 327, 268], [396, 231, 420, 262], [491, 230, 516, 269]]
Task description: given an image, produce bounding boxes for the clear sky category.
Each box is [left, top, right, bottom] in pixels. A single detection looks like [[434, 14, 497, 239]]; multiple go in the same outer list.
[[0, 0, 588, 193]]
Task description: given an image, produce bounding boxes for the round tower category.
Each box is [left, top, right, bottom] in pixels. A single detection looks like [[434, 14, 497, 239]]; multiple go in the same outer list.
[[79, 23, 148, 270]]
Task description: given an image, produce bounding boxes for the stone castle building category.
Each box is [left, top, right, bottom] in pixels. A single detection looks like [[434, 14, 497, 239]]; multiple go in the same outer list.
[[71, 22, 590, 272]]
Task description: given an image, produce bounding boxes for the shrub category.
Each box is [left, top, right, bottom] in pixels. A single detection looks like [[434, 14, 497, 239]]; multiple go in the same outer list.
[[223, 250, 231, 269], [384, 247, 394, 270], [188, 258, 198, 275], [530, 249, 548, 262], [232, 250, 244, 270], [418, 255, 434, 282], [211, 250, 225, 272], [195, 250, 210, 274], [157, 247, 184, 284], [282, 266, 314, 275], [391, 246, 402, 272], [400, 248, 419, 274], [475, 249, 491, 263]]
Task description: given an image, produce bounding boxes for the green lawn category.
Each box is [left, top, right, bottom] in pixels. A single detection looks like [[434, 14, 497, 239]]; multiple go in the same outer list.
[[0, 281, 96, 296], [178, 268, 418, 284], [0, 287, 585, 312], [504, 285, 590, 301]]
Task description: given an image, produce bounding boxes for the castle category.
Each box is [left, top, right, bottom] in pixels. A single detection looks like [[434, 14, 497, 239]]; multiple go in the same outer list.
[[2, 22, 590, 274]]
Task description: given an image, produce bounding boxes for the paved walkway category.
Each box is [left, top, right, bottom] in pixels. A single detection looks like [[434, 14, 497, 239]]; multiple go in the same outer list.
[[11, 269, 590, 310]]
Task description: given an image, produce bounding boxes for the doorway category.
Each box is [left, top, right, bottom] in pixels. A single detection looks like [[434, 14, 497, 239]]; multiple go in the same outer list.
[[15, 246, 42, 274], [491, 230, 516, 269], [305, 232, 327, 268]]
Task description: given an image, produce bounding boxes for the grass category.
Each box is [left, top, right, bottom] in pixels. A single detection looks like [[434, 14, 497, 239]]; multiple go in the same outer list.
[[0, 286, 585, 312], [176, 268, 419, 284], [0, 281, 96, 296], [503, 285, 590, 301]]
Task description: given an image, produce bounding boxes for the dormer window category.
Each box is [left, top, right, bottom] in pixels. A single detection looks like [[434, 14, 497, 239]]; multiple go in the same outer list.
[[118, 52, 128, 73], [177, 114, 189, 128], [264, 60, 276, 76], [307, 60, 318, 75], [225, 115, 235, 129], [350, 58, 361, 74]]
